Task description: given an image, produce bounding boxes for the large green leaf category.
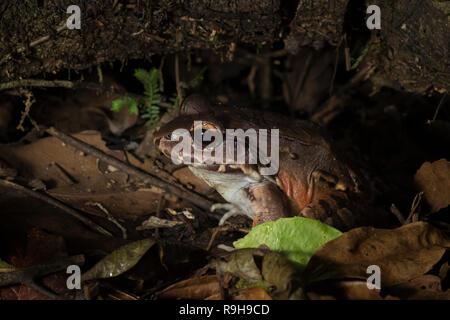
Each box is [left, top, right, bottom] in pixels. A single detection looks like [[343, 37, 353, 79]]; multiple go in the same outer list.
[[234, 217, 342, 270]]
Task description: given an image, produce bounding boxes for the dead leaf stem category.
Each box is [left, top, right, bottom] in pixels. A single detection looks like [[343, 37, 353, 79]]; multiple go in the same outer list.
[[0, 179, 112, 237]]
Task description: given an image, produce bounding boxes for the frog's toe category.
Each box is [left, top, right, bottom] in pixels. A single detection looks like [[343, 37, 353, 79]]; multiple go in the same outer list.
[[211, 203, 251, 225], [211, 203, 236, 212]]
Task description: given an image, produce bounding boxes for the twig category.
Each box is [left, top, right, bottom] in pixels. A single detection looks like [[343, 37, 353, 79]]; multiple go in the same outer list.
[[50, 162, 77, 185], [406, 191, 424, 224], [206, 224, 250, 251], [429, 93, 447, 123], [46, 127, 215, 212], [0, 79, 76, 91], [0, 23, 67, 65], [0, 254, 85, 299], [158, 56, 166, 93], [344, 33, 351, 71], [16, 90, 37, 131], [329, 36, 344, 96], [311, 64, 376, 124], [0, 179, 112, 237], [85, 202, 127, 239], [154, 194, 164, 239], [206, 227, 221, 252], [390, 203, 406, 225], [175, 54, 183, 115], [97, 65, 103, 84], [0, 80, 179, 112]]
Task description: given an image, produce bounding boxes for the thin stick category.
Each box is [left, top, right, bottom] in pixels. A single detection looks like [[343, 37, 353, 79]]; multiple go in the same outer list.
[[0, 179, 112, 237], [206, 227, 221, 251], [0, 254, 85, 299], [175, 54, 183, 114], [86, 202, 127, 239], [430, 94, 447, 123], [46, 127, 214, 211], [0, 24, 67, 65], [390, 203, 405, 225], [0, 79, 75, 91]]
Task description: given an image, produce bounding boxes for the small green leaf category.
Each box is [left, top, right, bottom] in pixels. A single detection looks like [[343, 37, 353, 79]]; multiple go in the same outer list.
[[111, 97, 139, 115], [234, 217, 342, 270], [351, 42, 370, 70], [111, 98, 127, 112], [81, 239, 156, 281], [0, 258, 14, 270], [128, 100, 139, 115], [188, 67, 207, 88]]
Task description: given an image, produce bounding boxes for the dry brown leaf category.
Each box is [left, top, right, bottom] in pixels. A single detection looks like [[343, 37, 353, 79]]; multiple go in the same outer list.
[[136, 216, 184, 230], [306, 280, 383, 300], [304, 222, 450, 287], [387, 275, 450, 300], [158, 275, 221, 299], [414, 159, 450, 213], [229, 287, 273, 300], [214, 249, 303, 300]]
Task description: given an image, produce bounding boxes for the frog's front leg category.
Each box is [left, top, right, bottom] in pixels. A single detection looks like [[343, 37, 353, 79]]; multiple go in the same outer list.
[[249, 182, 291, 226], [211, 203, 248, 226], [211, 182, 291, 227]]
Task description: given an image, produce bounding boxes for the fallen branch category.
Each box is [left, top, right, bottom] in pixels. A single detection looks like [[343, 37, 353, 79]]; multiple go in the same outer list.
[[0, 254, 85, 299], [0, 79, 76, 91], [0, 179, 112, 237], [46, 127, 215, 212]]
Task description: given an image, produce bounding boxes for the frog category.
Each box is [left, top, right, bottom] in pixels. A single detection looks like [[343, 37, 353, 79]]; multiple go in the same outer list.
[[154, 95, 379, 231]]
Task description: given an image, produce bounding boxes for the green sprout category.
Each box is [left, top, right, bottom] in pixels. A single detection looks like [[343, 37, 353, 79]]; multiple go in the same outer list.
[[111, 67, 206, 129]]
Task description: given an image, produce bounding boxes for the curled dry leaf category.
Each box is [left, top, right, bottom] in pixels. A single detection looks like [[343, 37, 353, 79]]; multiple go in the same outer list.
[[214, 248, 302, 300], [215, 249, 263, 284], [304, 222, 450, 287], [82, 239, 156, 281], [158, 275, 221, 300], [205, 286, 272, 300], [136, 216, 184, 230], [387, 275, 450, 300], [306, 280, 384, 300], [414, 159, 450, 213]]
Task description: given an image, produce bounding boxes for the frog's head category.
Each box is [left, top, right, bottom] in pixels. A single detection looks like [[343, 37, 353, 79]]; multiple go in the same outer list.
[[154, 95, 226, 168]]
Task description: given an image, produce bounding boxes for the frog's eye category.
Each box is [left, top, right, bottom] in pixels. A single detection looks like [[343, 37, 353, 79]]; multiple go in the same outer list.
[[164, 133, 171, 140]]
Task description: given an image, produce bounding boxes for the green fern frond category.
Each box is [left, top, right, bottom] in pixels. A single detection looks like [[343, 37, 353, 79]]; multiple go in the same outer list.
[[188, 67, 207, 88]]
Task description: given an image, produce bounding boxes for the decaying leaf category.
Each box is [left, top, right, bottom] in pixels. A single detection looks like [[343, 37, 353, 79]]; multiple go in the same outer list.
[[229, 286, 273, 300], [306, 280, 383, 300], [82, 239, 156, 281], [136, 216, 184, 230], [414, 159, 450, 213], [234, 217, 342, 270], [215, 249, 263, 283], [387, 275, 450, 300], [158, 275, 221, 299], [214, 248, 303, 300], [304, 222, 450, 287]]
